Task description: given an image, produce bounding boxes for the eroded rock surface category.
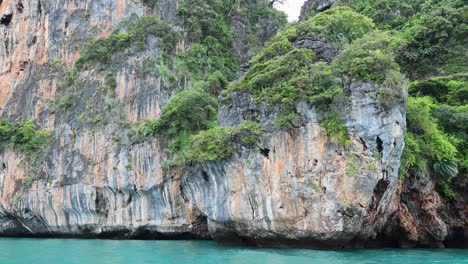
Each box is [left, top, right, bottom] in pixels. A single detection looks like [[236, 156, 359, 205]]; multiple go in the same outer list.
[[0, 0, 465, 248], [181, 78, 405, 247], [299, 0, 337, 20]]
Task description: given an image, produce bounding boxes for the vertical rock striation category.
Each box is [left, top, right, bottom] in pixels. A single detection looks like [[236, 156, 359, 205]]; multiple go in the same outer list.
[[182, 79, 405, 247], [1, 0, 203, 238], [0, 0, 464, 248]]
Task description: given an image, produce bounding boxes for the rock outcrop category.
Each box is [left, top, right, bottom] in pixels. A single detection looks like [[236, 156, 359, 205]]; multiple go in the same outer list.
[[0, 0, 465, 248], [183, 80, 405, 247], [0, 0, 284, 240], [299, 0, 337, 20], [381, 173, 468, 248], [0, 0, 202, 239]]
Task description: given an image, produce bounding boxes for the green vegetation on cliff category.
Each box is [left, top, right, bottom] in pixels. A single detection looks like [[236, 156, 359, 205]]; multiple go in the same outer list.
[[350, 0, 467, 78], [224, 0, 466, 200], [0, 119, 52, 157], [129, 0, 285, 164], [226, 6, 401, 145], [333, 0, 467, 198], [64, 0, 467, 188], [297, 7, 375, 45], [75, 16, 179, 70], [133, 88, 265, 165], [332, 30, 403, 85], [185, 121, 265, 163]]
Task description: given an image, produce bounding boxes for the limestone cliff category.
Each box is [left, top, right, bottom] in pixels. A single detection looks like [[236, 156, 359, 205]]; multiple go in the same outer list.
[[0, 0, 465, 248]]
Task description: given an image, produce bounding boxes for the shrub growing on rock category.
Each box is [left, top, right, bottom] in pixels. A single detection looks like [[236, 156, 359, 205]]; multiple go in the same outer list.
[[332, 30, 404, 85], [297, 6, 375, 45]]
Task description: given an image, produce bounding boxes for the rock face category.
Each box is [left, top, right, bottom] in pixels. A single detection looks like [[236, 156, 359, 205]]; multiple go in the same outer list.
[[182, 79, 405, 247], [0, 0, 465, 248], [299, 0, 337, 20], [0, 0, 204, 239], [382, 173, 468, 248], [0, 0, 283, 240]]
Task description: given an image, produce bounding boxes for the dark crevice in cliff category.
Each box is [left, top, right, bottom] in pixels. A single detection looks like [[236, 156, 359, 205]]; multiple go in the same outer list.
[[359, 137, 367, 151], [201, 170, 209, 182], [19, 61, 28, 71], [16, 1, 24, 13], [368, 178, 390, 219], [212, 228, 257, 247], [126, 195, 132, 206], [191, 215, 209, 238], [316, 2, 334, 12], [259, 147, 270, 158], [95, 188, 109, 218], [37, 1, 42, 15], [376, 136, 383, 156], [445, 227, 468, 248], [247, 195, 256, 218], [27, 35, 37, 47], [0, 13, 13, 26]]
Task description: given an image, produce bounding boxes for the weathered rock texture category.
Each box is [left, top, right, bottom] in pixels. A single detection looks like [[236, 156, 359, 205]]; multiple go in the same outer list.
[[299, 0, 337, 20], [0, 0, 281, 240], [0, 0, 205, 239], [381, 173, 468, 248], [181, 78, 406, 247], [0, 0, 465, 248]]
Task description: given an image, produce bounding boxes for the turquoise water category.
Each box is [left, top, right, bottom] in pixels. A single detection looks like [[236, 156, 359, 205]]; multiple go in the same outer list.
[[0, 238, 466, 264]]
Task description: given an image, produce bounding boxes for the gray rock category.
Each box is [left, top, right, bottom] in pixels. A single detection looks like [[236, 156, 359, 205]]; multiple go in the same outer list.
[[293, 35, 340, 62], [299, 0, 338, 20]]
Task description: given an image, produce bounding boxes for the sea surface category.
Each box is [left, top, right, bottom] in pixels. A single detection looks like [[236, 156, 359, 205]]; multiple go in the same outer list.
[[0, 238, 466, 264]]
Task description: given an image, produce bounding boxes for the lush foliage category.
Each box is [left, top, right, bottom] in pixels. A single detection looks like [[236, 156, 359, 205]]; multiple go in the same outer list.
[[320, 110, 350, 146], [176, 0, 238, 84], [409, 75, 468, 105], [349, 0, 427, 30], [142, 88, 218, 138], [225, 7, 405, 148], [131, 0, 284, 165], [297, 7, 375, 45], [340, 0, 468, 199], [136, 86, 265, 165], [185, 121, 265, 163], [178, 0, 233, 45], [403, 97, 457, 172], [226, 25, 343, 129], [332, 30, 404, 85], [0, 119, 52, 156], [348, 0, 467, 78], [401, 95, 465, 197], [75, 16, 178, 70], [175, 36, 238, 83]]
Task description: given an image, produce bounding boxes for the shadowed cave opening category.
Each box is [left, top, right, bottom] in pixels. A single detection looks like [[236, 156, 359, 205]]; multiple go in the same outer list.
[[370, 178, 390, 213], [1, 13, 13, 26], [94, 188, 109, 218]]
